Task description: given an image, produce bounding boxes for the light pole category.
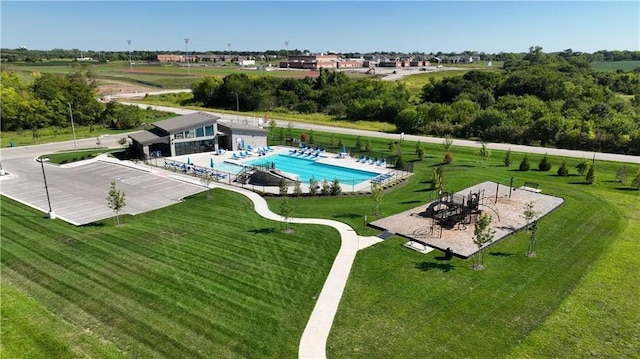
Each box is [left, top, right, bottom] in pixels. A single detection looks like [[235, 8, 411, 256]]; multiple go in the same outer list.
[[37, 157, 55, 219], [233, 92, 240, 122], [285, 40, 289, 69], [184, 38, 190, 76], [127, 40, 132, 71], [67, 102, 77, 150]]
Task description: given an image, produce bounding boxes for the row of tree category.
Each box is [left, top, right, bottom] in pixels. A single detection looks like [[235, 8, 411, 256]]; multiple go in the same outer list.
[[1, 66, 169, 133], [189, 49, 640, 155]]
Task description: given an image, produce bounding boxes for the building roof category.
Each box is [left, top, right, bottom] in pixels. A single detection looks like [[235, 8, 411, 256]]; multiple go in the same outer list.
[[153, 112, 220, 134], [218, 122, 267, 134], [128, 130, 169, 145]]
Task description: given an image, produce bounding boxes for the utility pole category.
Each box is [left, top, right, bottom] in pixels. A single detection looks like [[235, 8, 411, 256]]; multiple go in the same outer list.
[[285, 41, 289, 69], [37, 157, 55, 219]]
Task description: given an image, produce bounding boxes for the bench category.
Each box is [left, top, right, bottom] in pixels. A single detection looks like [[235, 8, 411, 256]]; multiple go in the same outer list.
[[520, 181, 541, 193]]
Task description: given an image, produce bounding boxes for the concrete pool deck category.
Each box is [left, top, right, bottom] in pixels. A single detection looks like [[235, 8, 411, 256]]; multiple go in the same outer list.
[[166, 146, 412, 193]]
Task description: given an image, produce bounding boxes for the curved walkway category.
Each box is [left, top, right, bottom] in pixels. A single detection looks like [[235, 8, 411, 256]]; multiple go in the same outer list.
[[170, 173, 380, 359]]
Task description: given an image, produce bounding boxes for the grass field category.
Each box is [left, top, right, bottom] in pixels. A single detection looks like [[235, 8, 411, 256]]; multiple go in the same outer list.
[[1, 190, 340, 358], [591, 60, 640, 72], [2, 119, 639, 358], [263, 131, 640, 357]]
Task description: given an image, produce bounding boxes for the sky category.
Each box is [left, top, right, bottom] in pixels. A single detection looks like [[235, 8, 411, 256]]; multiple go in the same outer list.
[[1, 1, 638, 54]]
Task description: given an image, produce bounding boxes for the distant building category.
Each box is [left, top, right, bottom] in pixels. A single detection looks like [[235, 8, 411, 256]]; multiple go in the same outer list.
[[279, 54, 338, 69], [238, 59, 255, 66]]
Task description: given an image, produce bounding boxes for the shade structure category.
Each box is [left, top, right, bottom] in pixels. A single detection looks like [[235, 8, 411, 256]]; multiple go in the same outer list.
[[187, 157, 191, 165], [210, 158, 215, 168], [341, 145, 347, 153]]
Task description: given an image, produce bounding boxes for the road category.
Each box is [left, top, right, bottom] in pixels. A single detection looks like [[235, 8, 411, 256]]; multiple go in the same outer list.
[[120, 98, 640, 164]]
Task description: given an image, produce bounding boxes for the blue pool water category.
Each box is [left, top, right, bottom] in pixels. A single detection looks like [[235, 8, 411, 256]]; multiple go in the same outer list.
[[247, 154, 379, 184]]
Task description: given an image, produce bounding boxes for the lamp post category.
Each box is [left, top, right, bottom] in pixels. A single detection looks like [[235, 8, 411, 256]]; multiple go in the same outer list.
[[67, 102, 77, 150], [127, 40, 132, 71], [284, 40, 289, 69], [233, 92, 240, 122], [37, 157, 55, 219], [184, 38, 190, 76]]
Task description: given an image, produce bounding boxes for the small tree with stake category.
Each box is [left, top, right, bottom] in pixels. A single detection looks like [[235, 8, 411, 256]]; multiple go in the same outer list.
[[477, 142, 490, 168], [473, 212, 495, 270], [279, 197, 294, 233], [371, 182, 384, 216], [503, 149, 512, 167], [106, 181, 126, 226], [443, 135, 453, 164], [523, 201, 540, 257]]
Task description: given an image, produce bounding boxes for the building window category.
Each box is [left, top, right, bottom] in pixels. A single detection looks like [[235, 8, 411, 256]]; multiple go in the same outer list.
[[195, 127, 205, 137], [175, 133, 184, 140], [185, 130, 195, 138], [205, 125, 214, 136]]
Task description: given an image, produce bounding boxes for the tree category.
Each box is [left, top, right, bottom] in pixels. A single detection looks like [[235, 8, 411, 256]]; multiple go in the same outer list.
[[616, 166, 628, 185], [279, 197, 294, 233], [365, 138, 372, 153], [293, 181, 303, 196], [632, 169, 640, 189], [503, 149, 512, 167], [308, 176, 318, 196], [279, 178, 288, 196], [538, 153, 552, 171], [330, 178, 342, 196], [321, 180, 331, 196], [519, 155, 531, 171], [443, 135, 454, 164], [269, 118, 277, 137], [473, 212, 495, 270], [522, 201, 539, 257], [415, 141, 424, 160], [371, 182, 384, 216], [576, 159, 590, 177], [106, 181, 126, 225], [477, 142, 490, 168], [585, 166, 596, 184], [432, 166, 445, 193], [557, 161, 569, 176], [355, 136, 363, 151], [200, 173, 213, 198]]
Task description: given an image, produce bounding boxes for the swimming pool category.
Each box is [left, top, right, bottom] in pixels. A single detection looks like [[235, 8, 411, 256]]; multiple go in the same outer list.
[[214, 161, 247, 174], [246, 154, 379, 184]]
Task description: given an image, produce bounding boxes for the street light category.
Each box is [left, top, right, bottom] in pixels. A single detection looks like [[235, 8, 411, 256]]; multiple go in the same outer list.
[[127, 40, 132, 71], [37, 157, 55, 219], [184, 38, 190, 76], [67, 102, 77, 150], [233, 92, 240, 122], [284, 40, 289, 69]]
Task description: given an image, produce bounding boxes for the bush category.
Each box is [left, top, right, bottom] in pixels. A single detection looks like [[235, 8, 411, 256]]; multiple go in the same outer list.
[[519, 155, 530, 171], [503, 149, 512, 167], [557, 161, 569, 177], [330, 178, 342, 196], [300, 133, 308, 142], [395, 155, 406, 169], [444, 151, 453, 164], [538, 154, 552, 171], [586, 166, 596, 184]]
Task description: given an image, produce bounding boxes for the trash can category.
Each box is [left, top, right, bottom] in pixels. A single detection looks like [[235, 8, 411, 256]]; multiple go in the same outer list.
[[445, 247, 453, 260]]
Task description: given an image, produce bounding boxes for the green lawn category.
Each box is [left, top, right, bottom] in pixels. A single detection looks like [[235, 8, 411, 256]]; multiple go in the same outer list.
[[43, 148, 114, 164], [591, 60, 640, 72], [0, 190, 340, 358], [2, 128, 639, 358], [261, 131, 640, 358]]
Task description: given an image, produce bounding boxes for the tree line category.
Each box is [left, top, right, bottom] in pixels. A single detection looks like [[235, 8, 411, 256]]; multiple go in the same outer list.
[[1, 65, 168, 134], [189, 48, 640, 155]]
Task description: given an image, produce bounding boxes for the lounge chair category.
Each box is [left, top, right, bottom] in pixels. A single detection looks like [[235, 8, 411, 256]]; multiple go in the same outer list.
[[357, 155, 365, 163], [232, 153, 240, 160], [247, 144, 254, 151], [266, 145, 273, 152]]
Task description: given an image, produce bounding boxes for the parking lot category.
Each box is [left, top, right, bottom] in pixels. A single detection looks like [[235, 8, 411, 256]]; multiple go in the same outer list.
[[0, 145, 205, 225]]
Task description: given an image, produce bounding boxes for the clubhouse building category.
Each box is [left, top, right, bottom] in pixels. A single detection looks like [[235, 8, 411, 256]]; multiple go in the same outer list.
[[128, 112, 267, 159]]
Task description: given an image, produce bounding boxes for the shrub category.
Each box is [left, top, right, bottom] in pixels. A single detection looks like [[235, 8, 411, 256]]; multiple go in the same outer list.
[[300, 133, 308, 142], [504, 149, 512, 167], [395, 155, 406, 169], [321, 180, 331, 196], [557, 161, 569, 177], [519, 155, 530, 171], [538, 154, 552, 171], [586, 166, 596, 184], [330, 178, 342, 196], [444, 151, 453, 164]]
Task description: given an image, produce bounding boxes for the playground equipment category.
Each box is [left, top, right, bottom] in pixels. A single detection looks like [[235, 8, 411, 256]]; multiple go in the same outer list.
[[424, 189, 486, 237]]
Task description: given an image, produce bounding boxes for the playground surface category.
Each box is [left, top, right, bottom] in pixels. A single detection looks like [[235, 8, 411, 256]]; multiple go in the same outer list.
[[369, 181, 565, 258]]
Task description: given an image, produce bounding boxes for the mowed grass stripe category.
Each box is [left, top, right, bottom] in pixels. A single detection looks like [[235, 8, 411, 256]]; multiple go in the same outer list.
[[1, 188, 340, 358]]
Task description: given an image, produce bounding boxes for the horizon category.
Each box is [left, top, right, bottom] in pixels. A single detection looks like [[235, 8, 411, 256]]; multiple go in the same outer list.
[[1, 1, 639, 54]]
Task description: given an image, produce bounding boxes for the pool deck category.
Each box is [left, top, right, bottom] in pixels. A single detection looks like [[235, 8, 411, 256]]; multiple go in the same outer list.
[[166, 146, 409, 193]]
